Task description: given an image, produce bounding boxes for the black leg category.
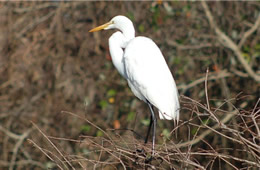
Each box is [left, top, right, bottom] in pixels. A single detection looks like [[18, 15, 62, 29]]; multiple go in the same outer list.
[[144, 114, 153, 144], [147, 102, 157, 156]]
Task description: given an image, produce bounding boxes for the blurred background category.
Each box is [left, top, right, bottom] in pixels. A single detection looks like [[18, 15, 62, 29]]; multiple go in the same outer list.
[[0, 1, 259, 169]]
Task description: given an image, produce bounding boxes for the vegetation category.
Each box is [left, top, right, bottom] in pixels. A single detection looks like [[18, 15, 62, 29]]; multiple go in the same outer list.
[[0, 1, 259, 169]]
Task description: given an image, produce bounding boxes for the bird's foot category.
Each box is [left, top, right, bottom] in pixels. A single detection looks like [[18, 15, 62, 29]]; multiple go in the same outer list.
[[135, 148, 161, 163]]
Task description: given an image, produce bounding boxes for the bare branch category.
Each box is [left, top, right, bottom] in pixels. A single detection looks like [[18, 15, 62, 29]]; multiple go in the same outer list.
[[0, 160, 45, 169], [201, 1, 260, 82], [205, 68, 210, 111], [167, 40, 216, 50], [9, 129, 33, 170], [177, 70, 232, 93], [31, 122, 74, 170], [238, 15, 260, 48], [0, 125, 21, 140], [176, 110, 236, 148]]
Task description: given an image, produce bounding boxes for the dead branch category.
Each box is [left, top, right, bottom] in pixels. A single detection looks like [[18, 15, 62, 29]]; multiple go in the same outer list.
[[205, 68, 210, 111], [201, 1, 260, 82], [176, 109, 237, 148], [9, 128, 33, 170], [0, 160, 45, 169], [27, 139, 64, 169], [177, 70, 232, 93], [238, 15, 260, 48], [175, 152, 260, 167], [0, 125, 21, 140], [13, 3, 58, 13], [31, 122, 75, 170], [167, 40, 217, 50], [16, 11, 55, 39]]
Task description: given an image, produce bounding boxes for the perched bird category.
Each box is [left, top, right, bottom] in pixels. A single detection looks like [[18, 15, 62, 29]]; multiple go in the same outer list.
[[89, 15, 180, 156]]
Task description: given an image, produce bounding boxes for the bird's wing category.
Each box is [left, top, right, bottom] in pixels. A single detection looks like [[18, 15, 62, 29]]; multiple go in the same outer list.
[[124, 37, 180, 120]]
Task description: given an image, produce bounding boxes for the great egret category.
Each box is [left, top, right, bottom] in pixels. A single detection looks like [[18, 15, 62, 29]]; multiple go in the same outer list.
[[89, 15, 180, 156]]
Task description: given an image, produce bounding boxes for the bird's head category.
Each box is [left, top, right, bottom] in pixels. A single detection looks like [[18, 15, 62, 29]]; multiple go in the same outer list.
[[89, 15, 134, 33]]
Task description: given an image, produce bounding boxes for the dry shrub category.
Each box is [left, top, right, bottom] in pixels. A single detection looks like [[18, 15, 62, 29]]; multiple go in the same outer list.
[[29, 92, 260, 169]]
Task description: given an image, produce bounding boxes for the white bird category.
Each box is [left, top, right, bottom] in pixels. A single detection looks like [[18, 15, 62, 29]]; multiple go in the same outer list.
[[89, 15, 180, 157]]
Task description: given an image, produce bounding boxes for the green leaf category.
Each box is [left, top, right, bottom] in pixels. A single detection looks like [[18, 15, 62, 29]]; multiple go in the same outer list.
[[173, 57, 181, 65], [202, 119, 209, 125], [138, 24, 145, 33], [81, 125, 91, 132], [242, 53, 251, 63], [107, 89, 117, 97], [242, 45, 250, 53], [99, 100, 108, 110], [126, 12, 135, 21], [96, 130, 103, 137], [175, 39, 183, 44], [127, 111, 135, 122], [191, 128, 198, 135]]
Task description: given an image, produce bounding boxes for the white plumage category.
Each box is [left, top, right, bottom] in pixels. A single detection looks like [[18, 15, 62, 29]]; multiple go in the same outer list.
[[89, 15, 180, 156], [124, 36, 180, 120], [95, 15, 180, 121]]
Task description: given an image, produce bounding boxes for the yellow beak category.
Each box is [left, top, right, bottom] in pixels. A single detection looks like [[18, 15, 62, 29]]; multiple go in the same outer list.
[[89, 21, 112, 32]]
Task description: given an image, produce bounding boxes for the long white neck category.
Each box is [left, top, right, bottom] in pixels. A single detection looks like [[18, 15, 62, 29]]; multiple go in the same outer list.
[[113, 16, 135, 44], [108, 17, 135, 78], [120, 24, 135, 42], [108, 31, 127, 78]]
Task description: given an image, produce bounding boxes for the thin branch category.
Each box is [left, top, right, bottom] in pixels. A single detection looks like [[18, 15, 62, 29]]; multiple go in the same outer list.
[[31, 122, 74, 170], [205, 68, 210, 111], [0, 160, 45, 169], [238, 15, 260, 48], [176, 111, 236, 148], [9, 128, 33, 170], [27, 139, 64, 170], [13, 3, 58, 13], [177, 70, 232, 93], [0, 125, 21, 140], [15, 11, 55, 39], [167, 40, 216, 50]]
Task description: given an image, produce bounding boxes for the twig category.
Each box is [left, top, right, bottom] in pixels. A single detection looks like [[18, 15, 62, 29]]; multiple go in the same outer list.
[[167, 40, 216, 50], [177, 70, 232, 93], [27, 139, 64, 170], [252, 98, 260, 138], [230, 67, 249, 78], [205, 68, 210, 111], [176, 110, 236, 148], [0, 160, 45, 169], [9, 128, 33, 170], [13, 3, 58, 13], [14, 90, 47, 115], [201, 1, 260, 82], [61, 111, 115, 144], [238, 15, 260, 48], [31, 122, 74, 170], [172, 152, 260, 167], [0, 125, 21, 140], [16, 11, 55, 39]]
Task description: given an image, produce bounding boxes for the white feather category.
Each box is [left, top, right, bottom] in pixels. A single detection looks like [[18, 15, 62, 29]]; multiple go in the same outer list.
[[90, 15, 180, 122], [124, 37, 180, 120]]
